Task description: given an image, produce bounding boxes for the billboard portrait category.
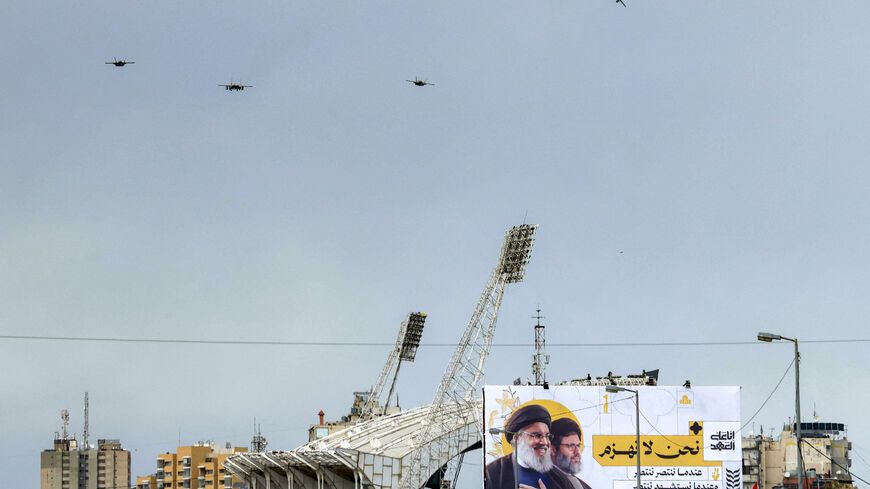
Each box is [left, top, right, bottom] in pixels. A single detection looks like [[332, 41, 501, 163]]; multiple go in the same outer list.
[[483, 386, 741, 489]]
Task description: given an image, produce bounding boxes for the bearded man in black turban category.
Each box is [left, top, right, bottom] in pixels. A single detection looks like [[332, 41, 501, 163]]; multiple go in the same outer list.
[[485, 404, 574, 489]]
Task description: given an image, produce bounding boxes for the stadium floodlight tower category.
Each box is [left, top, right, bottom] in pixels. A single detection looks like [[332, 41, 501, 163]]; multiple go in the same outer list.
[[400, 224, 537, 489], [361, 312, 428, 419]]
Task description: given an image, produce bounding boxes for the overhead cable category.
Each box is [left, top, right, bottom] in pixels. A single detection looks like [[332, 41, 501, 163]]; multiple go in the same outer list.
[[3, 335, 870, 347], [740, 357, 795, 431]]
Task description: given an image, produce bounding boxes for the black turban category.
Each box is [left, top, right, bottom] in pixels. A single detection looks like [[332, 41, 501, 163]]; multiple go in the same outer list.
[[550, 417, 582, 444], [505, 404, 551, 443]]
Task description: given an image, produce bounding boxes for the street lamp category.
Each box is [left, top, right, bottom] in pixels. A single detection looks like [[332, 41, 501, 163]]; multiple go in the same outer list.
[[489, 427, 519, 489], [757, 332, 803, 489], [606, 385, 642, 489]]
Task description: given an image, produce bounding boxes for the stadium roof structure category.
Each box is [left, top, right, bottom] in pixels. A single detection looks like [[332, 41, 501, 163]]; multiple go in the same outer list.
[[224, 400, 481, 489]]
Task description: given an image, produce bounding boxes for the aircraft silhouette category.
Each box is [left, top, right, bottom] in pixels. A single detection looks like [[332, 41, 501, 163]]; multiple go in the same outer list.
[[616, 0, 626, 6], [220, 80, 253, 91], [406, 78, 434, 87], [106, 58, 135, 67]]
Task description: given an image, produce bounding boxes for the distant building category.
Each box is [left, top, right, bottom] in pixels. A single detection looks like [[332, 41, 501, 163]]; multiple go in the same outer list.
[[136, 474, 159, 489], [41, 438, 130, 489], [154, 442, 248, 489], [743, 421, 853, 489], [555, 369, 660, 387], [308, 392, 399, 442]]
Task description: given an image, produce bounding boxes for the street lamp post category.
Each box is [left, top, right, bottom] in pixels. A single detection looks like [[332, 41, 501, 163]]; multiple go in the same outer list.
[[758, 332, 803, 489], [606, 385, 642, 489], [489, 427, 519, 489]]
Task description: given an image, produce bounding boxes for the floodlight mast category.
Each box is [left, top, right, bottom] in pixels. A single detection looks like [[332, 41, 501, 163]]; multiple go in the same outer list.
[[399, 224, 537, 489], [386, 312, 427, 407], [361, 312, 427, 420]]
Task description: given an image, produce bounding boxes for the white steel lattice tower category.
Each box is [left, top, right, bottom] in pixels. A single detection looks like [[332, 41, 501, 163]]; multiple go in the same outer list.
[[399, 224, 537, 489]]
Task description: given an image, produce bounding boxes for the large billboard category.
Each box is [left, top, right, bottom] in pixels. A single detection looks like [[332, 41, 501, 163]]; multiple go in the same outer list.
[[483, 386, 741, 489]]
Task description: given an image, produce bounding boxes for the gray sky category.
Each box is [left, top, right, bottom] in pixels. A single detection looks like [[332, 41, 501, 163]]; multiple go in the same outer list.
[[3, 1, 870, 488]]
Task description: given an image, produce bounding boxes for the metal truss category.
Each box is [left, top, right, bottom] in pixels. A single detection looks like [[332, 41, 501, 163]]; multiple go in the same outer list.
[[399, 224, 537, 489]]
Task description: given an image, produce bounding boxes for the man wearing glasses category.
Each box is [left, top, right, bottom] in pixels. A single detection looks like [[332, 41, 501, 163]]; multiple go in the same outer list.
[[486, 404, 574, 489], [550, 418, 592, 489]]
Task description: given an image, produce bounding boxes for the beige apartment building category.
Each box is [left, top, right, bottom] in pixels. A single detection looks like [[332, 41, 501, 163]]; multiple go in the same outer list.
[[743, 421, 853, 489], [136, 475, 159, 489], [41, 438, 130, 489], [152, 443, 248, 489]]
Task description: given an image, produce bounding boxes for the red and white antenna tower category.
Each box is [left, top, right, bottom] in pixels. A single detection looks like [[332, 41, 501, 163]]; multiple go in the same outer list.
[[83, 392, 89, 449], [532, 307, 549, 385]]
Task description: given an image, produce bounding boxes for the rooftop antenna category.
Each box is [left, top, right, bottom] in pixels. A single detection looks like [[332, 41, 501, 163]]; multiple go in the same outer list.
[[251, 419, 267, 453], [83, 392, 89, 449], [61, 410, 70, 440], [532, 307, 549, 385]]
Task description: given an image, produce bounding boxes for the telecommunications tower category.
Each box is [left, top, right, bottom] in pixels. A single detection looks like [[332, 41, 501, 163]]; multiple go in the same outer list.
[[532, 308, 549, 385], [83, 392, 89, 449]]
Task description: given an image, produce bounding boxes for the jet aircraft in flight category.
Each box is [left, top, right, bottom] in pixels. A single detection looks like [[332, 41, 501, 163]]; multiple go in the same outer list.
[[220, 80, 253, 91], [406, 78, 434, 87], [106, 58, 135, 67]]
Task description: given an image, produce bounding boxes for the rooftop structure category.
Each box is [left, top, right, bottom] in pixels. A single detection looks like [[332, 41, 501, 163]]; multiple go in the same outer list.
[[41, 438, 130, 489], [41, 399, 130, 489], [556, 369, 660, 387]]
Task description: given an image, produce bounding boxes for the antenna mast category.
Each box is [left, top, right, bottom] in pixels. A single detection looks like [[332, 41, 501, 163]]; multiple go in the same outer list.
[[83, 392, 89, 449], [61, 410, 70, 440], [251, 420, 267, 453], [532, 308, 549, 385]]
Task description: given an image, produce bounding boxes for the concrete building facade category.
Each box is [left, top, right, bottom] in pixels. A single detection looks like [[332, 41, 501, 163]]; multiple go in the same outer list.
[[41, 438, 130, 489]]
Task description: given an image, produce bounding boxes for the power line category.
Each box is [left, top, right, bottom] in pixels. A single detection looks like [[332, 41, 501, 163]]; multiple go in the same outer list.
[[3, 335, 870, 347], [741, 357, 795, 431]]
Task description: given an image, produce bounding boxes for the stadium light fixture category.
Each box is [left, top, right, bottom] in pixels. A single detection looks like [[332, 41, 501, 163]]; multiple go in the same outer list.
[[499, 224, 537, 283], [399, 312, 426, 362]]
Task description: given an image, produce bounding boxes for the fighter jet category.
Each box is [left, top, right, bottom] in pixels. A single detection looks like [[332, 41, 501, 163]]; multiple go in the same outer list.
[[219, 80, 253, 91], [106, 58, 135, 67], [406, 78, 434, 87]]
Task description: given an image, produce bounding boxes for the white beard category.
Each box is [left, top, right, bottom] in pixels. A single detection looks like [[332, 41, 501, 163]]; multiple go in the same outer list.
[[516, 440, 553, 473], [555, 452, 582, 474]]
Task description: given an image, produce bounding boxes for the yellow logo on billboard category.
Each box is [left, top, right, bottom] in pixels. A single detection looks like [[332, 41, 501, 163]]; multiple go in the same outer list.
[[496, 391, 519, 413], [592, 435, 720, 467], [603, 394, 610, 414], [680, 395, 692, 405], [712, 468, 720, 481]]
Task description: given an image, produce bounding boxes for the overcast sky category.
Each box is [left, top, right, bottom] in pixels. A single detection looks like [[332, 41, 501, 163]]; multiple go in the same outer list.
[[3, 1, 870, 488]]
